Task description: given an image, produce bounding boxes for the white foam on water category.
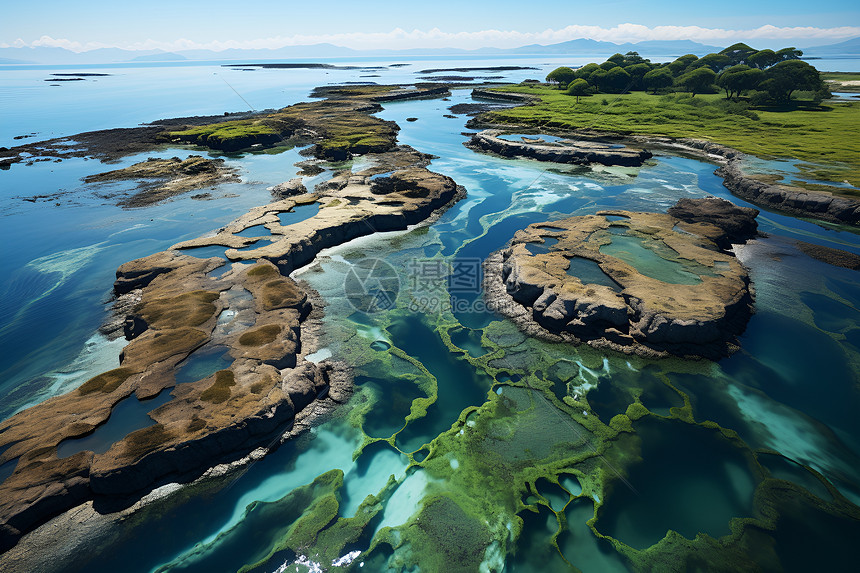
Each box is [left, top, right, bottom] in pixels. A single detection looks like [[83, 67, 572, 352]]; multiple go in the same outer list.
[[517, 188, 567, 208], [331, 550, 361, 567], [479, 541, 505, 573]]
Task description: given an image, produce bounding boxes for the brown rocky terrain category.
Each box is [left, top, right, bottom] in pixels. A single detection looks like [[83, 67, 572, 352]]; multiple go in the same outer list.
[[716, 160, 860, 226], [0, 98, 462, 552], [465, 129, 653, 167], [485, 198, 759, 359], [83, 155, 240, 207]]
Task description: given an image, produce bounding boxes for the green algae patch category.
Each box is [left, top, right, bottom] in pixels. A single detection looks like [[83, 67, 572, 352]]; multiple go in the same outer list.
[[200, 370, 236, 404], [168, 96, 399, 159], [401, 494, 493, 572], [124, 424, 173, 458], [122, 327, 209, 367], [287, 493, 340, 550], [235, 469, 347, 573], [77, 368, 134, 395], [137, 290, 220, 329], [169, 119, 286, 152], [238, 324, 282, 347], [624, 402, 649, 421]]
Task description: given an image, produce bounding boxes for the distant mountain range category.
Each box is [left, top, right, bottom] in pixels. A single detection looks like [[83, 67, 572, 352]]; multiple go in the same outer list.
[[1, 37, 858, 65], [801, 36, 860, 56]]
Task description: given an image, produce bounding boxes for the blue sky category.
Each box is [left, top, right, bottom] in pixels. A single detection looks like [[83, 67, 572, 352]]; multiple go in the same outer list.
[[2, 0, 859, 51]]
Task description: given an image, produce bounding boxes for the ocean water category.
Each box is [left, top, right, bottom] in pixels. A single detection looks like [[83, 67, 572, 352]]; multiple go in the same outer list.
[[1, 57, 859, 572]]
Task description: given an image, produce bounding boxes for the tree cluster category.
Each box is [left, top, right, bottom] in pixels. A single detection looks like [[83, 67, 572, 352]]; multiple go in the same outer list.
[[545, 43, 827, 105]]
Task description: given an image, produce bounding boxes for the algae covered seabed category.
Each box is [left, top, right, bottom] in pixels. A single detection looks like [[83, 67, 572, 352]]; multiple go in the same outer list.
[[1, 67, 860, 571]]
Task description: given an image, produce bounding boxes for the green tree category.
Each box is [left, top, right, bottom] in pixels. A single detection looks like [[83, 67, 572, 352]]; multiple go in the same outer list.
[[591, 66, 633, 93], [690, 53, 731, 73], [607, 53, 626, 65], [666, 54, 699, 76], [624, 63, 652, 90], [623, 51, 647, 65], [546, 66, 577, 87], [588, 68, 610, 92], [643, 68, 674, 94], [607, 66, 633, 93], [775, 47, 803, 62], [599, 60, 620, 71], [574, 63, 600, 81], [676, 67, 717, 97], [720, 43, 757, 66], [748, 49, 779, 69], [716, 65, 764, 99], [566, 78, 591, 103], [759, 59, 823, 102]]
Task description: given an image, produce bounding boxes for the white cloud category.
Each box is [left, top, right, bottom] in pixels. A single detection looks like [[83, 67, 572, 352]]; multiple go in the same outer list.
[[8, 24, 860, 53]]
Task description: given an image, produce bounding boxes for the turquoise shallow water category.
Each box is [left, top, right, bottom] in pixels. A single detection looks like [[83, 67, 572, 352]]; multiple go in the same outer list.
[[1, 63, 860, 571]]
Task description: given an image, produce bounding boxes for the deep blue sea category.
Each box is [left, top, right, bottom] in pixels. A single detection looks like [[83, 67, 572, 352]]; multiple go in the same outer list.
[[1, 54, 859, 572]]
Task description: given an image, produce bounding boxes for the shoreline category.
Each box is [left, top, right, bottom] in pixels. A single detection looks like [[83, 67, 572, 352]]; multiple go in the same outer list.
[[467, 87, 860, 227]]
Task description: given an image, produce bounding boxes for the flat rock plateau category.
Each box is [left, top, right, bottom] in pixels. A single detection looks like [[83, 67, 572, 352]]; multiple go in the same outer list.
[[485, 197, 759, 359]]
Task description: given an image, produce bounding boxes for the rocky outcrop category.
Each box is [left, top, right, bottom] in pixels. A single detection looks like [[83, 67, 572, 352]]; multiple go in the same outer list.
[[667, 197, 759, 250], [0, 253, 331, 549], [716, 160, 860, 226], [372, 86, 451, 102], [83, 156, 241, 207], [0, 139, 462, 552], [269, 178, 307, 200], [171, 166, 461, 275], [486, 199, 758, 359], [466, 129, 652, 167], [470, 88, 536, 103]]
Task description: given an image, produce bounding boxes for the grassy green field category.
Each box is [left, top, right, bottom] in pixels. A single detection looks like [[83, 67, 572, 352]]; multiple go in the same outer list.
[[485, 86, 860, 191]]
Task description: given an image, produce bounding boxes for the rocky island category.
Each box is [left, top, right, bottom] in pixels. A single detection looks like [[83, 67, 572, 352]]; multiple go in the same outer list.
[[466, 128, 653, 166], [0, 85, 462, 551], [84, 155, 239, 207], [485, 197, 759, 359]]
